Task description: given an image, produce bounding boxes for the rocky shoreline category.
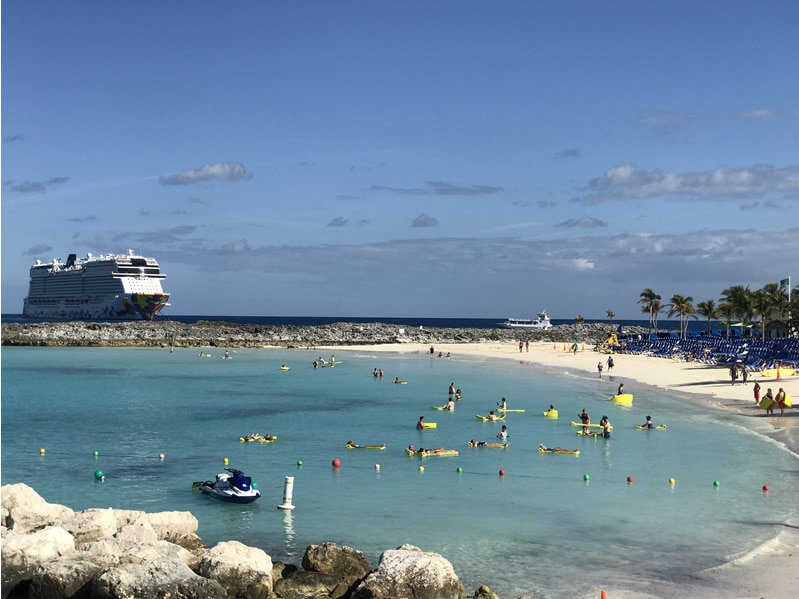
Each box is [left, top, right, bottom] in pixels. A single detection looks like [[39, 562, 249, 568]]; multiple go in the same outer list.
[[1, 483, 500, 599], [1, 320, 648, 348]]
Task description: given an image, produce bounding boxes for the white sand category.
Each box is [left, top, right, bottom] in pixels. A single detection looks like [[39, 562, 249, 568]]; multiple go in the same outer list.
[[319, 340, 799, 599]]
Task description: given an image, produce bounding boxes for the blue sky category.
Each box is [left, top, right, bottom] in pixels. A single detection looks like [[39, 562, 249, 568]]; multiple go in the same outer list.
[[3, 1, 797, 319]]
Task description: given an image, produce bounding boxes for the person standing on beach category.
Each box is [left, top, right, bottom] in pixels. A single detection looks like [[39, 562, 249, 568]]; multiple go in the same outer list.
[[606, 356, 614, 373], [519, 340, 524, 353], [430, 345, 435, 357], [525, 340, 529, 352], [753, 380, 761, 405], [597, 362, 604, 379], [776, 388, 787, 416], [741, 366, 748, 385], [765, 389, 775, 416]]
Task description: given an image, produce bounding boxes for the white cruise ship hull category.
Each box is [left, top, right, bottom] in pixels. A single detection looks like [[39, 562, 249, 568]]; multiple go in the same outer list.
[[23, 251, 169, 321]]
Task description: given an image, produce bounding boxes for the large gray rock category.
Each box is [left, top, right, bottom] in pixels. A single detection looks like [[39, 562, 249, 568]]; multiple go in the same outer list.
[[1, 483, 74, 533], [61, 508, 119, 546], [1, 526, 76, 599], [302, 542, 371, 578], [272, 570, 354, 599], [350, 545, 466, 599], [28, 553, 117, 599], [143, 510, 206, 552], [197, 540, 273, 599], [90, 557, 227, 599]]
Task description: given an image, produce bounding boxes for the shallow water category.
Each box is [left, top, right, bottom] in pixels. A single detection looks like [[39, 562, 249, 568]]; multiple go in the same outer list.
[[2, 346, 797, 598]]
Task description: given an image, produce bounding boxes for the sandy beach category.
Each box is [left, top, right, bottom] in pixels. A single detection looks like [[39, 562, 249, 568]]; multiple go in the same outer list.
[[321, 340, 799, 599]]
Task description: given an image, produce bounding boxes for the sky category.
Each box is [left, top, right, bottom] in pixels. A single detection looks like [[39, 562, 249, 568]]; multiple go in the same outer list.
[[2, 1, 798, 320]]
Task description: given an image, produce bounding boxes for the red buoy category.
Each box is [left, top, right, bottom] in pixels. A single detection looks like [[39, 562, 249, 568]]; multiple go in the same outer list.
[[762, 484, 769, 492], [332, 458, 341, 468], [627, 476, 633, 483], [499, 469, 505, 476]]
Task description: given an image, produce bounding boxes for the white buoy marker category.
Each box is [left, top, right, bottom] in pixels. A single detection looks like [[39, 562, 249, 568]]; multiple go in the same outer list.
[[277, 476, 296, 510]]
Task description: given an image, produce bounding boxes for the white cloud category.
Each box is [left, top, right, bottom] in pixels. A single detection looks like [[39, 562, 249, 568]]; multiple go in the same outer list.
[[159, 163, 252, 186], [577, 163, 799, 204]]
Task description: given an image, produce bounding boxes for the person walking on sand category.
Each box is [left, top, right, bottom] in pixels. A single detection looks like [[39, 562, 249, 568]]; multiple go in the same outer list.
[[597, 362, 604, 379], [606, 356, 614, 373], [729, 364, 738, 385], [741, 366, 748, 385], [753, 380, 761, 406]]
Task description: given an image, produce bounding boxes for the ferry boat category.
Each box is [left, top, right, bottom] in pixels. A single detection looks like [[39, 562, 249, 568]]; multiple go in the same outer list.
[[23, 250, 169, 320], [500, 310, 552, 329]]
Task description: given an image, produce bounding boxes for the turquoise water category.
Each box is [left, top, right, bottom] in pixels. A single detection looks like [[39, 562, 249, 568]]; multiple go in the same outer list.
[[2, 346, 798, 598]]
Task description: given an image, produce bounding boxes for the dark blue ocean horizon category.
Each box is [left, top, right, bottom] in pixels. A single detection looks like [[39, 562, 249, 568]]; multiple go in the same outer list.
[[2, 313, 711, 332]]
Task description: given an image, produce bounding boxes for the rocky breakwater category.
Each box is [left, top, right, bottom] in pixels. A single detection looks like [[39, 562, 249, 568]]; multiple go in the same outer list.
[[1, 483, 509, 599], [1, 320, 646, 348]]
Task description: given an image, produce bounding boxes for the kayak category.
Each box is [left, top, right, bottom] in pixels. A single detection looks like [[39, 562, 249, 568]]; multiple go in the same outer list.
[[635, 425, 667, 430], [611, 393, 633, 405], [476, 414, 506, 421], [570, 421, 613, 430], [538, 447, 580, 455], [542, 409, 558, 418], [346, 442, 386, 450]]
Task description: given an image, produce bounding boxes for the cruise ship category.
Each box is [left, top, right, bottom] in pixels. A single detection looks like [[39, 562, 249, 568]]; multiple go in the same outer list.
[[23, 250, 169, 320]]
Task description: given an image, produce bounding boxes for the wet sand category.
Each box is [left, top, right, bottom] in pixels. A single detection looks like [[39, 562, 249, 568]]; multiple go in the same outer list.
[[321, 340, 799, 599]]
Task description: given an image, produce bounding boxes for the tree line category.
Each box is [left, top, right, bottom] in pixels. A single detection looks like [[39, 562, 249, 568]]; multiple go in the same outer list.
[[634, 283, 798, 339]]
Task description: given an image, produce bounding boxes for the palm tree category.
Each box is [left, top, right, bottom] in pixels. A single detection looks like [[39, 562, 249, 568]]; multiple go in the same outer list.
[[696, 299, 717, 334], [667, 294, 696, 338], [720, 285, 752, 329], [606, 309, 615, 324], [716, 302, 735, 338], [638, 288, 661, 334]]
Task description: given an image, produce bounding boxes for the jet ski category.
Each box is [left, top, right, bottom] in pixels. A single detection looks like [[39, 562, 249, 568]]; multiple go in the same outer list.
[[194, 468, 260, 504]]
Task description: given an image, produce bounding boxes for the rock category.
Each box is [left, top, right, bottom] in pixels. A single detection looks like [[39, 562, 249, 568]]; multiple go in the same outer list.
[[302, 542, 371, 579], [272, 570, 354, 599], [1, 526, 76, 599], [90, 557, 227, 599], [1, 483, 74, 533], [350, 545, 466, 599], [197, 540, 273, 599], [143, 511, 206, 552], [28, 553, 116, 599], [473, 584, 500, 599], [61, 508, 119, 546]]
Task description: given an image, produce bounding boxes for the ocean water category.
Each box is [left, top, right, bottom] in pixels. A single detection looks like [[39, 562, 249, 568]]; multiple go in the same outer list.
[[2, 345, 797, 598]]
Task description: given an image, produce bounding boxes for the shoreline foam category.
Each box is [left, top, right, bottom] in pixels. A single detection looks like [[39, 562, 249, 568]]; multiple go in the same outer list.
[[318, 340, 799, 599]]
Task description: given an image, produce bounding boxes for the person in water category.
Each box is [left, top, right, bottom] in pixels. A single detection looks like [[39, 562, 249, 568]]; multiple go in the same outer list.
[[487, 411, 498, 421], [579, 408, 591, 433], [617, 383, 625, 395], [499, 398, 507, 410], [455, 389, 462, 400], [416, 416, 426, 430], [470, 439, 507, 447], [601, 416, 612, 439], [497, 425, 509, 440], [640, 415, 654, 429], [449, 382, 456, 394], [446, 398, 455, 411], [539, 444, 573, 452]]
